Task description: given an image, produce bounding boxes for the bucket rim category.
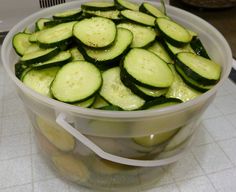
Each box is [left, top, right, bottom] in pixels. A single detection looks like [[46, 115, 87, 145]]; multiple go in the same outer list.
[[1, 0, 232, 119]]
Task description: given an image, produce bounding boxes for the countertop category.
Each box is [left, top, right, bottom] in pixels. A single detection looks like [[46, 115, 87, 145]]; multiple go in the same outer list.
[[1, 3, 236, 192]]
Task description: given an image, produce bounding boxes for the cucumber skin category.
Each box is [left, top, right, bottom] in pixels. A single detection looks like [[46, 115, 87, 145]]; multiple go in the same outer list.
[[20, 47, 60, 66], [139, 3, 152, 16], [82, 10, 122, 22], [120, 62, 156, 89], [15, 62, 27, 79], [47, 16, 84, 27], [120, 71, 165, 100], [120, 70, 150, 100], [159, 38, 177, 59], [81, 3, 117, 11], [77, 45, 124, 70], [141, 97, 182, 110], [76, 32, 132, 70], [119, 11, 155, 27], [155, 20, 191, 48], [120, 58, 170, 89], [12, 32, 31, 56], [32, 57, 72, 69], [139, 3, 163, 18], [175, 65, 212, 93], [53, 11, 83, 21], [114, 0, 125, 10], [114, 0, 134, 11], [44, 20, 63, 27], [98, 105, 123, 111], [175, 55, 219, 86], [35, 18, 51, 32], [190, 37, 210, 59], [38, 37, 74, 51]]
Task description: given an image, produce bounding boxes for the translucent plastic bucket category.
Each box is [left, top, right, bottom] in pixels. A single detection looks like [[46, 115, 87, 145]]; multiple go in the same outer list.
[[1, 0, 232, 190]]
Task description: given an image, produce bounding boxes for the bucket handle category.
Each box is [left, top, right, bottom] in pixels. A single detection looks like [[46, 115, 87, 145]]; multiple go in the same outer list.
[[56, 113, 187, 167]]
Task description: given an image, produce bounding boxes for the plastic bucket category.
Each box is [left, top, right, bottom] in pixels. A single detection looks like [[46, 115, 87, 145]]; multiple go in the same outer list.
[[1, 0, 232, 190]]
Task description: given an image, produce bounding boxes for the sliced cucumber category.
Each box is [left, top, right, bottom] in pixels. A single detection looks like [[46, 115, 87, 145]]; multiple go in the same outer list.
[[145, 99, 182, 109], [74, 96, 96, 108], [43, 20, 73, 28], [155, 17, 192, 47], [35, 18, 51, 31], [120, 10, 155, 26], [133, 128, 179, 147], [99, 67, 145, 111], [162, 40, 195, 59], [15, 62, 27, 79], [80, 27, 132, 69], [20, 66, 33, 81], [176, 52, 221, 85], [20, 47, 60, 65], [147, 40, 173, 64], [36, 117, 76, 152], [53, 9, 82, 20], [12, 1, 220, 112], [139, 2, 166, 18], [22, 67, 60, 97], [51, 61, 102, 103], [83, 9, 120, 21], [122, 48, 173, 88], [36, 129, 60, 156], [69, 47, 84, 61], [32, 51, 72, 69], [142, 97, 182, 110], [81, 1, 116, 11], [114, 0, 139, 11], [12, 32, 32, 56], [23, 27, 32, 34], [166, 65, 201, 102], [73, 17, 116, 48], [175, 65, 214, 92], [164, 124, 194, 152], [91, 157, 129, 175], [135, 84, 168, 98], [98, 105, 123, 111], [121, 73, 167, 100], [117, 22, 156, 48], [29, 31, 41, 43], [187, 28, 198, 38], [91, 95, 110, 109], [190, 37, 210, 59], [37, 21, 77, 48], [52, 154, 90, 182], [24, 43, 41, 55]]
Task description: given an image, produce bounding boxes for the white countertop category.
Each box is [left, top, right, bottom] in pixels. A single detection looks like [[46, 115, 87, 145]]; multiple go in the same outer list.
[[1, 49, 236, 191]]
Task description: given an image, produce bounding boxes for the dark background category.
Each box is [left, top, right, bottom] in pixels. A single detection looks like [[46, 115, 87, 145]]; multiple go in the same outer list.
[[169, 1, 236, 81], [169, 1, 236, 58]]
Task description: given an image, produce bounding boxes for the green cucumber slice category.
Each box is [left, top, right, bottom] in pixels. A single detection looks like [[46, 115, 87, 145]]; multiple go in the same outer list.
[[51, 61, 102, 103], [122, 48, 174, 88], [99, 67, 145, 110], [73, 17, 116, 48]]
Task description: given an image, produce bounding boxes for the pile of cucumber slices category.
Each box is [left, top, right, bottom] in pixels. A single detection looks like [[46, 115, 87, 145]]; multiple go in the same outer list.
[[12, 0, 221, 111]]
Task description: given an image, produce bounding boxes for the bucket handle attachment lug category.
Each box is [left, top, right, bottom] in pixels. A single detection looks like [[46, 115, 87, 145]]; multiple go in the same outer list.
[[56, 112, 187, 167]]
